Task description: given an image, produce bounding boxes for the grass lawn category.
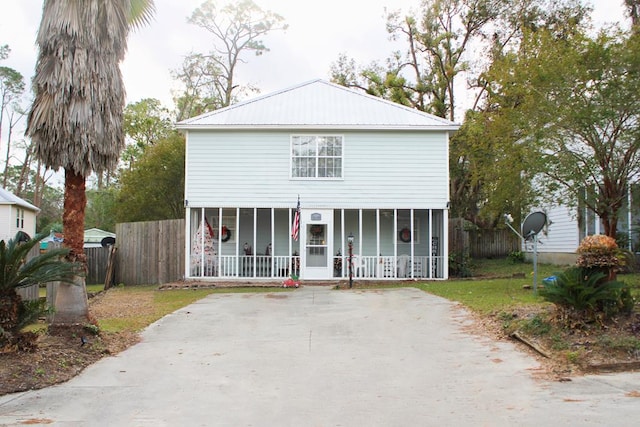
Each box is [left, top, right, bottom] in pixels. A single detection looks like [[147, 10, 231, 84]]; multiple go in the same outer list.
[[418, 258, 640, 314]]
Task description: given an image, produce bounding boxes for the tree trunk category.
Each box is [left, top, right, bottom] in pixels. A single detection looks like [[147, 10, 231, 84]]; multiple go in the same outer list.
[[63, 169, 87, 263], [52, 169, 89, 324], [0, 289, 22, 333]]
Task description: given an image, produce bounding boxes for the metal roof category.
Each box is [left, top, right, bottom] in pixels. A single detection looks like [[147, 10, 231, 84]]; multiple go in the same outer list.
[[0, 187, 40, 212], [176, 79, 459, 131]]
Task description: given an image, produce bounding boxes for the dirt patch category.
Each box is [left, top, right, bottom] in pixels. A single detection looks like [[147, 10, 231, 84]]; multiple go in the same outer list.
[[462, 305, 640, 380], [0, 291, 141, 397]]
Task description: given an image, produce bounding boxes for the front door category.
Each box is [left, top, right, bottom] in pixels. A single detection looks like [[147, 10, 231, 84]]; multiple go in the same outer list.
[[301, 209, 333, 280]]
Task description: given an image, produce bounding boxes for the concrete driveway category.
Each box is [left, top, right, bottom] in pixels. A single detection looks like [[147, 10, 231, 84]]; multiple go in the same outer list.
[[1, 286, 640, 426]]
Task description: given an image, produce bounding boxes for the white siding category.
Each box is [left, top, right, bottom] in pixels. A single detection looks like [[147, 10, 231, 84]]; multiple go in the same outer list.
[[0, 205, 37, 242], [185, 130, 448, 209], [529, 205, 580, 253], [0, 205, 11, 242]]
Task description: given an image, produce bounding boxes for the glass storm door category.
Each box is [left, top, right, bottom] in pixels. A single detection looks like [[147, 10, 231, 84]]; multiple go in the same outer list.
[[301, 210, 333, 279]]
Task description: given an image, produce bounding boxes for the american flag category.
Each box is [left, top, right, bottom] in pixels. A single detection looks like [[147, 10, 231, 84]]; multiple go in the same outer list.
[[291, 197, 300, 241]]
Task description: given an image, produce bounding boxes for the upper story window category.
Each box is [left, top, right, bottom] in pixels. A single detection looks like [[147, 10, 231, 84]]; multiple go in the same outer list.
[[16, 208, 24, 229], [291, 135, 343, 179]]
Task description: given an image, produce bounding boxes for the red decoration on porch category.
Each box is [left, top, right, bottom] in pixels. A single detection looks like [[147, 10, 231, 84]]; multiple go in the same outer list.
[[220, 225, 231, 242]]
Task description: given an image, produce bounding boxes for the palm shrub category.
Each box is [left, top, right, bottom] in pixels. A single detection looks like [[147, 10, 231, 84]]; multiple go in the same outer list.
[[540, 235, 635, 321], [540, 267, 626, 319], [0, 232, 80, 350]]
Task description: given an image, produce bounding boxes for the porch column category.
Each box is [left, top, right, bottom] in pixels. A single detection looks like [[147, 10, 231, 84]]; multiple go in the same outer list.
[[443, 208, 449, 279], [410, 209, 415, 279], [341, 209, 346, 277], [271, 208, 275, 278], [428, 209, 433, 279], [235, 208, 240, 277], [184, 207, 191, 279], [198, 207, 205, 278]]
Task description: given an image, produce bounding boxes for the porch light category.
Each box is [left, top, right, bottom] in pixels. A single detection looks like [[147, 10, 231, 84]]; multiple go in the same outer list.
[[347, 233, 354, 244]]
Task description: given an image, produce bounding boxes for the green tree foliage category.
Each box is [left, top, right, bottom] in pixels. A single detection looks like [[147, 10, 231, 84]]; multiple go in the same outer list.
[[332, 0, 510, 120], [115, 133, 185, 223], [122, 98, 173, 168], [449, 110, 535, 227], [487, 26, 640, 237], [331, 0, 590, 227], [0, 45, 9, 61], [85, 187, 118, 232], [173, 0, 287, 120]]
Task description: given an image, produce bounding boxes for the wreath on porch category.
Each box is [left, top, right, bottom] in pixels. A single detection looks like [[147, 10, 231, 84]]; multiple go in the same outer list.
[[310, 225, 323, 237], [399, 227, 411, 243], [220, 225, 231, 242]]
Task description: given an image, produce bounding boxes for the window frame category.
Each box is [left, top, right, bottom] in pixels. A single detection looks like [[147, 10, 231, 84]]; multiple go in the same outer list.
[[290, 134, 344, 180], [16, 208, 24, 229]]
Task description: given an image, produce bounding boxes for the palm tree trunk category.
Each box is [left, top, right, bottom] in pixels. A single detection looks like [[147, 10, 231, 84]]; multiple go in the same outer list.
[[52, 169, 89, 324], [64, 169, 87, 263]]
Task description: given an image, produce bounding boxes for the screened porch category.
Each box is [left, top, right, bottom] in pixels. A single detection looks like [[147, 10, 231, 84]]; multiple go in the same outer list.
[[187, 208, 447, 280]]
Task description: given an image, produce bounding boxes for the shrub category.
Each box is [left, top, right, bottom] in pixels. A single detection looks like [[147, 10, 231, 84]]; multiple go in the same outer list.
[[508, 250, 525, 264], [539, 267, 628, 321], [576, 234, 619, 269], [448, 251, 473, 278]]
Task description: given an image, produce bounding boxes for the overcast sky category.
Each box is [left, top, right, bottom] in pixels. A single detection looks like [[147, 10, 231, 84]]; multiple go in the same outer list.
[[0, 0, 630, 115]]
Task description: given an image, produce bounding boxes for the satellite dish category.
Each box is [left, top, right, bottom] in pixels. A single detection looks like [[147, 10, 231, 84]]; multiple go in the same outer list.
[[101, 236, 116, 247], [522, 211, 547, 241]]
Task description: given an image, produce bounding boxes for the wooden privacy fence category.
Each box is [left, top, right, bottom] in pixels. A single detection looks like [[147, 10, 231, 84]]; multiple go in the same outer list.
[[115, 219, 185, 285], [449, 218, 520, 259], [85, 247, 111, 285]]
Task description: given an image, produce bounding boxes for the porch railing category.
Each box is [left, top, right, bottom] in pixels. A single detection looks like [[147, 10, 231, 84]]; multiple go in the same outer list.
[[336, 255, 446, 279], [190, 255, 444, 279], [191, 255, 300, 279]]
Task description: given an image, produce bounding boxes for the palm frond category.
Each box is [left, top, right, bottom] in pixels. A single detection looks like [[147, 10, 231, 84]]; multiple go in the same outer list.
[[0, 233, 79, 292]]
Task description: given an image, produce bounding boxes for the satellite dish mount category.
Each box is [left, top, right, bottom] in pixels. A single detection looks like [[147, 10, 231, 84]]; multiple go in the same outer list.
[[504, 211, 547, 293]]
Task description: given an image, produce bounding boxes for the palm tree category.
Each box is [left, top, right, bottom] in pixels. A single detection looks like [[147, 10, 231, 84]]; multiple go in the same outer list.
[[0, 233, 78, 344], [25, 0, 155, 323]]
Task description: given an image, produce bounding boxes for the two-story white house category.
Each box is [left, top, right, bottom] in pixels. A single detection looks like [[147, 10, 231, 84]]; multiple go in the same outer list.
[[177, 80, 459, 281]]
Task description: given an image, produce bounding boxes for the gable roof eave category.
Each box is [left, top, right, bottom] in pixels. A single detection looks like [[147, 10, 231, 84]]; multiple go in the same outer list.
[[0, 188, 40, 213], [176, 123, 460, 132], [176, 79, 460, 130]]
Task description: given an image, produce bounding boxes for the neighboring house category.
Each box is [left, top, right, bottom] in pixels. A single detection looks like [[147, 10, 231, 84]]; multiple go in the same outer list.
[[0, 187, 39, 243], [176, 79, 459, 281], [525, 188, 637, 264]]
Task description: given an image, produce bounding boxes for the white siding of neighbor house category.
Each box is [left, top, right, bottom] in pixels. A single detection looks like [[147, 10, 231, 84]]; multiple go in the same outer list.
[[0, 205, 37, 242], [527, 204, 579, 253], [185, 130, 449, 210], [0, 205, 11, 242]]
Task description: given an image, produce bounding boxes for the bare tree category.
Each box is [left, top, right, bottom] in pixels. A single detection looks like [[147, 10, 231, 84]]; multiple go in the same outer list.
[[173, 0, 287, 120]]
